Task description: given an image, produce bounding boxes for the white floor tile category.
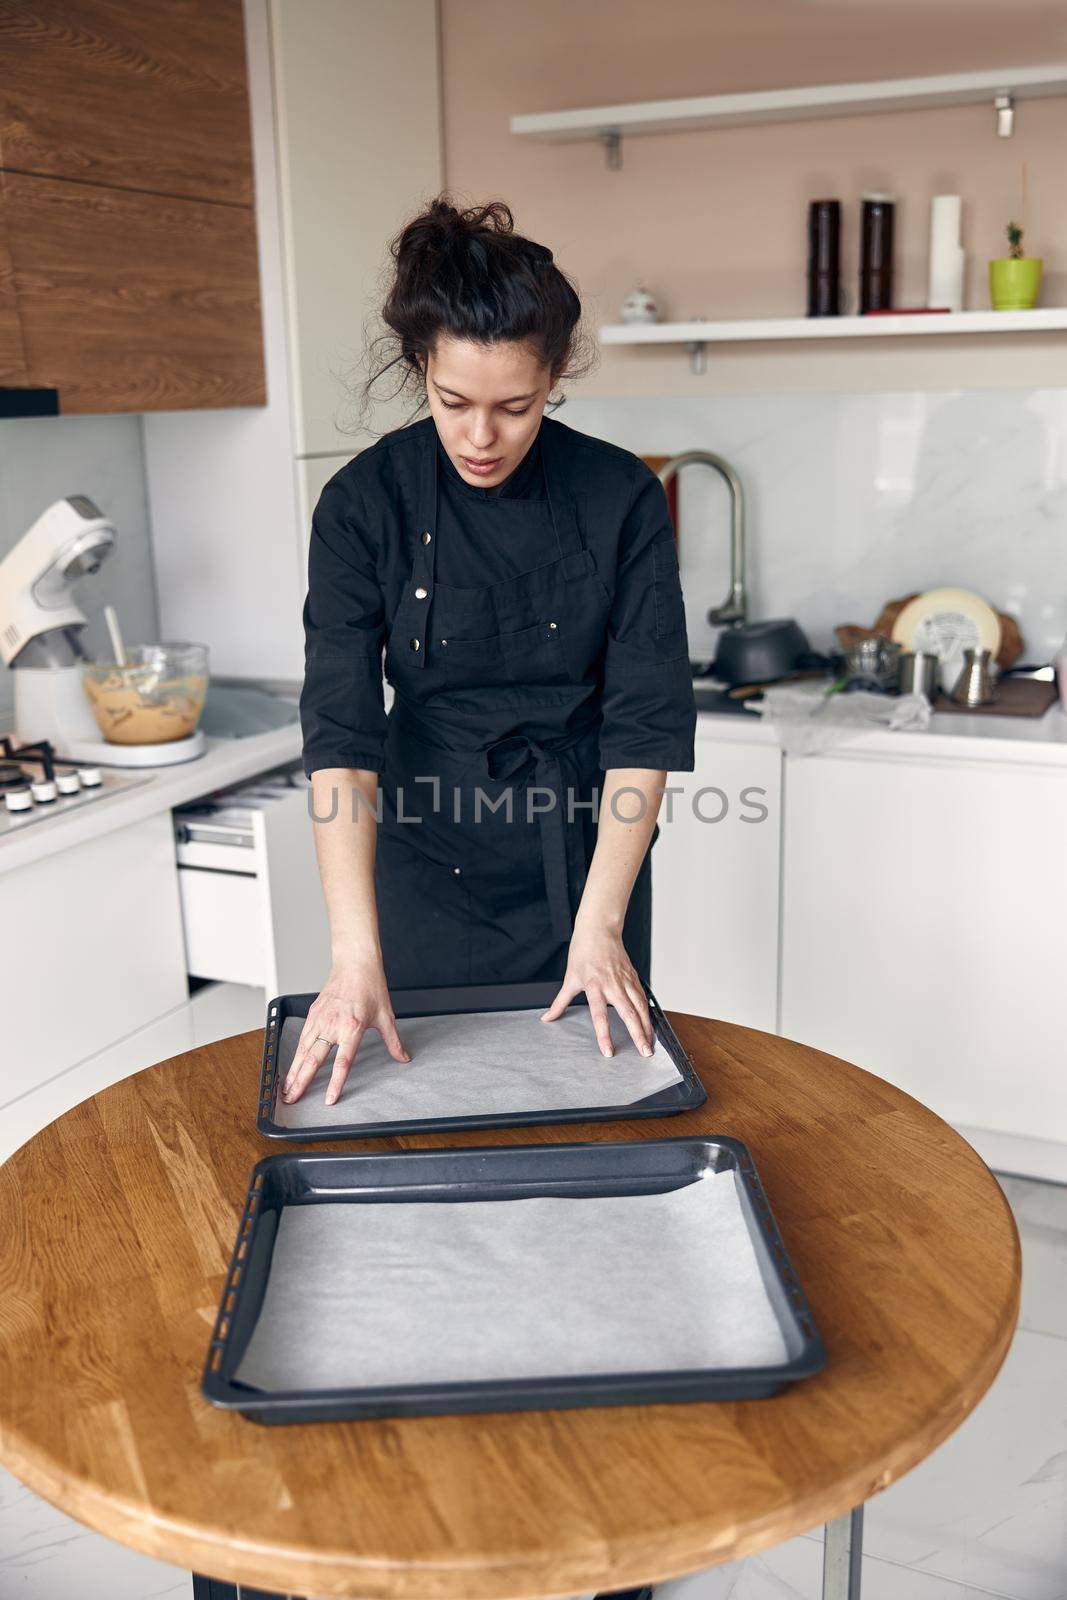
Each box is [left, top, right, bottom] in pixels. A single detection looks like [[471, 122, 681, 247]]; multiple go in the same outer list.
[[656, 1176, 1067, 1600], [996, 1175, 1067, 1342], [0, 1466, 189, 1600], [654, 1533, 1022, 1599]]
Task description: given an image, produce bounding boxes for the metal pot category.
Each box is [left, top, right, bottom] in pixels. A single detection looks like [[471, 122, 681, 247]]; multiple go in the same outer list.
[[711, 618, 812, 687]]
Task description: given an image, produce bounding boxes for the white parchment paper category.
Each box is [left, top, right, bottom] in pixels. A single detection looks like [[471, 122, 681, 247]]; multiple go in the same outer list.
[[234, 1170, 790, 1392], [273, 1004, 684, 1127]]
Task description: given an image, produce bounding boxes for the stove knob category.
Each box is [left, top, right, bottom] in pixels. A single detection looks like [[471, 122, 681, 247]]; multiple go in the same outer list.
[[76, 766, 102, 787], [5, 787, 33, 812], [55, 771, 82, 794], [30, 779, 57, 802]]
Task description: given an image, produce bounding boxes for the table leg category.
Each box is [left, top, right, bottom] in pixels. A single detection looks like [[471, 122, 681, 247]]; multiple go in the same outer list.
[[821, 1505, 863, 1600], [189, 1579, 651, 1600], [191, 1577, 301, 1599]]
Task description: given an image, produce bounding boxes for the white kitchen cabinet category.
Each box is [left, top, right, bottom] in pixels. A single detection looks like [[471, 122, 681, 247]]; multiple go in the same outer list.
[[0, 1004, 193, 1167], [0, 811, 189, 1154], [173, 767, 333, 997], [651, 734, 782, 1030], [780, 751, 1067, 1146]]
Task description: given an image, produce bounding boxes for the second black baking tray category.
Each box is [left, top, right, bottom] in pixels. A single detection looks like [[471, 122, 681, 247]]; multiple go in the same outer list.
[[201, 1135, 826, 1424], [257, 980, 706, 1141]]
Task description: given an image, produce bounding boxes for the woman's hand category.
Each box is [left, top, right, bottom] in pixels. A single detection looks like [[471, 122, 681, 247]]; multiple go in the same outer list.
[[540, 918, 654, 1059], [282, 957, 411, 1106]]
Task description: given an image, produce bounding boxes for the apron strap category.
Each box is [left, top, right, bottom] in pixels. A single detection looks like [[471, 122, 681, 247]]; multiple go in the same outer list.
[[482, 719, 600, 942]]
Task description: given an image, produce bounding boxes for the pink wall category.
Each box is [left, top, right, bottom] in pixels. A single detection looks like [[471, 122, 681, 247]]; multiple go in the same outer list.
[[438, 1, 1067, 392]]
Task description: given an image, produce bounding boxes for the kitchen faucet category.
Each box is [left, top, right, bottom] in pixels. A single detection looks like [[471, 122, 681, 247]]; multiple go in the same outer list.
[[655, 451, 747, 626]]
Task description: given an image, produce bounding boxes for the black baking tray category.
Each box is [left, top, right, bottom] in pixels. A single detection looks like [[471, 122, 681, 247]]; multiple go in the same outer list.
[[201, 1136, 826, 1424], [256, 980, 706, 1141]]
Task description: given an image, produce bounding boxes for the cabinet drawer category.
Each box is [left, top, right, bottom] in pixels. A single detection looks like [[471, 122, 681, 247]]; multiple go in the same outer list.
[[177, 864, 267, 987]]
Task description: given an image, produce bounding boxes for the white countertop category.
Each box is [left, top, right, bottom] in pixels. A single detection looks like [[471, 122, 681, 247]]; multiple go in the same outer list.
[[695, 697, 1067, 766], [0, 721, 304, 876], [5, 685, 1066, 877]]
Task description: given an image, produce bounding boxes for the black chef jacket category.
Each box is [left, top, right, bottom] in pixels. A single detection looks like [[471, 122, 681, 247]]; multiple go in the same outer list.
[[299, 411, 696, 987], [300, 413, 697, 778]]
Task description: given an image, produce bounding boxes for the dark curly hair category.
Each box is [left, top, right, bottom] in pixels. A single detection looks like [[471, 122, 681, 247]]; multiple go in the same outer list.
[[342, 194, 597, 437]]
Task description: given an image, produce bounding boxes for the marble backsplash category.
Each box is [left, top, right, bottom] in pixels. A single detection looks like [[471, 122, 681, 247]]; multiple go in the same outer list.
[[2, 388, 1066, 735], [561, 388, 1067, 669]]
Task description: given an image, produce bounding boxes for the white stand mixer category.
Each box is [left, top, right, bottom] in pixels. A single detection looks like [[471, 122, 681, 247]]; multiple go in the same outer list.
[[0, 495, 206, 766]]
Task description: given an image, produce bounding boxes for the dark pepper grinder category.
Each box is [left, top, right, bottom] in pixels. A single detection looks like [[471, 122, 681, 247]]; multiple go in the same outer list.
[[859, 192, 895, 313], [807, 199, 841, 316]]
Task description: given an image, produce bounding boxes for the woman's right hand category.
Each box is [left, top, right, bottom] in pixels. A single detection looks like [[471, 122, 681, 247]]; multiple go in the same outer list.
[[282, 957, 411, 1107]]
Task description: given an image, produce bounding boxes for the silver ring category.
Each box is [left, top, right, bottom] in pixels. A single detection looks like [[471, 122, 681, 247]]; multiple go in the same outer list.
[[315, 1036, 333, 1046]]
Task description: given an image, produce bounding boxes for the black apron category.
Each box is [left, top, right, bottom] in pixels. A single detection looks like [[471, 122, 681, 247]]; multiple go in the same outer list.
[[374, 419, 654, 990]]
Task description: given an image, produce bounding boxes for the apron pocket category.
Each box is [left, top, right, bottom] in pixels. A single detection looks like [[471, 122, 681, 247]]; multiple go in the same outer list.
[[502, 619, 570, 685], [436, 619, 570, 688]]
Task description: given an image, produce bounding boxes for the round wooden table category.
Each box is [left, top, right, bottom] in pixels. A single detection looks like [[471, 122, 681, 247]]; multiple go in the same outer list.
[[0, 1013, 1019, 1600]]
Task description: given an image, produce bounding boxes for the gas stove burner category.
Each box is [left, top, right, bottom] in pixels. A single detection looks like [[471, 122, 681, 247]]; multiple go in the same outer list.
[[0, 760, 28, 789], [0, 733, 138, 831]]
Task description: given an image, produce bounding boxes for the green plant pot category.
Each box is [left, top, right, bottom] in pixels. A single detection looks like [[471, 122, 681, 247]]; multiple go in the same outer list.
[[989, 257, 1043, 310]]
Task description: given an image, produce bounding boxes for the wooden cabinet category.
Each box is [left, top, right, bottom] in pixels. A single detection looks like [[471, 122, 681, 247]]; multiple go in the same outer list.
[[0, 194, 28, 384], [650, 733, 782, 1031], [779, 751, 1067, 1147], [0, 0, 254, 204], [2, 170, 264, 411], [0, 0, 265, 412]]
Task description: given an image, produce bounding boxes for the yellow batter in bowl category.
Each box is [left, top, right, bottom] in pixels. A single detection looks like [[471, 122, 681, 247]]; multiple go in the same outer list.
[[82, 642, 209, 745]]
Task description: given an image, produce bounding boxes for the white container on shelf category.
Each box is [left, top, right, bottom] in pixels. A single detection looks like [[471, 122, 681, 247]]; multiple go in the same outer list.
[[928, 194, 965, 312]]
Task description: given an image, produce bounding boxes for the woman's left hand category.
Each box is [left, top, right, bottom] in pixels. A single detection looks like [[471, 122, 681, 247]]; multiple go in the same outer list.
[[540, 920, 655, 1059]]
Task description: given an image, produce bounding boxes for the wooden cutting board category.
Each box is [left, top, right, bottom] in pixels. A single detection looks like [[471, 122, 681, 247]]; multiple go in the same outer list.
[[933, 677, 1059, 717]]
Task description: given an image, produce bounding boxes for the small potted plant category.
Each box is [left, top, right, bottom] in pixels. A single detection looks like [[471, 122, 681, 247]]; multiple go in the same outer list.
[[989, 220, 1043, 310]]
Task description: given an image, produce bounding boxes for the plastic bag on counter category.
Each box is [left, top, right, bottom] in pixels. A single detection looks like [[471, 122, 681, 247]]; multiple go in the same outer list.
[[744, 684, 932, 757]]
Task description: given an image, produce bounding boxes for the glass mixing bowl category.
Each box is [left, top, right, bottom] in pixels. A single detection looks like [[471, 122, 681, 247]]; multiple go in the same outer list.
[[82, 641, 209, 745]]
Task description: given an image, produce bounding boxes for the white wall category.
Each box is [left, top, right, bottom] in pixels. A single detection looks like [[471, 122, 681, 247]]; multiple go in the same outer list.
[[0, 414, 159, 724]]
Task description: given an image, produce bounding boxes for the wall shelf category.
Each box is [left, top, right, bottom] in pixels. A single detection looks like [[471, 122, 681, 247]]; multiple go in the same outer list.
[[512, 65, 1067, 161], [599, 309, 1067, 372]]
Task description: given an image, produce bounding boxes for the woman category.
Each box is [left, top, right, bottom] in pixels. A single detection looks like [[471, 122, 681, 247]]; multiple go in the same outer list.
[[285, 197, 696, 1107]]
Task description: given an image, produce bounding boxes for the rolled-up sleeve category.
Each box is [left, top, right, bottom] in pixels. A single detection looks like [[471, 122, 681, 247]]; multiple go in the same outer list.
[[598, 460, 697, 772], [299, 467, 388, 777]]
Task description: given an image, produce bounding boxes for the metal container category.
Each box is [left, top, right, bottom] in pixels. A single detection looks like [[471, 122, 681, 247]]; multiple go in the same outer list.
[[950, 646, 998, 706], [897, 650, 940, 698], [843, 635, 901, 691]]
